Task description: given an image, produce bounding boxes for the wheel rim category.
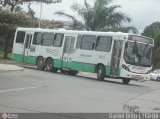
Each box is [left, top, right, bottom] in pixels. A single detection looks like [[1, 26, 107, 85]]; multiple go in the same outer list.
[[46, 60, 52, 71], [47, 62, 51, 70], [38, 60, 43, 67], [98, 69, 102, 77], [157, 78, 159, 81]]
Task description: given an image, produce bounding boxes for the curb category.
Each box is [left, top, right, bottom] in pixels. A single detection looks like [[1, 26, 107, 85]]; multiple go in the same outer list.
[[0, 68, 24, 73], [0, 64, 24, 73]]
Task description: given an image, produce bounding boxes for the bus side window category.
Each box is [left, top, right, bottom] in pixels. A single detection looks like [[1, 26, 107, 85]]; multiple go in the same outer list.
[[53, 33, 64, 47], [81, 35, 96, 50], [96, 36, 112, 52], [16, 31, 26, 43], [32, 32, 42, 45], [76, 35, 82, 49], [42, 33, 54, 46]]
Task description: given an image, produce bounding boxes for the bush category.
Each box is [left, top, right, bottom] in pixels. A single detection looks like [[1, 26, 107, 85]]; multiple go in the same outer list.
[[0, 49, 4, 58]]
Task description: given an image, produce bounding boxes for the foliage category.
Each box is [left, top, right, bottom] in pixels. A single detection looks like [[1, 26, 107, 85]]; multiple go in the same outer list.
[[105, 26, 139, 34], [0, 49, 4, 58], [142, 22, 160, 50], [142, 22, 160, 67], [55, 0, 138, 33], [0, 10, 38, 58], [0, 0, 62, 12], [0, 0, 63, 58]]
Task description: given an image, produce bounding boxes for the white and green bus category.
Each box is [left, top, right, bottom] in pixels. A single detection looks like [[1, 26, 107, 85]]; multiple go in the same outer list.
[[12, 28, 154, 84]]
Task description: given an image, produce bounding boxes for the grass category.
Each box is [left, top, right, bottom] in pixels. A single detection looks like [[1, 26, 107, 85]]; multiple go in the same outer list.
[[0, 49, 4, 58]]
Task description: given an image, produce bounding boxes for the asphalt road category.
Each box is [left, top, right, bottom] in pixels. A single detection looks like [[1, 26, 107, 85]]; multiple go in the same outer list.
[[0, 68, 160, 113]]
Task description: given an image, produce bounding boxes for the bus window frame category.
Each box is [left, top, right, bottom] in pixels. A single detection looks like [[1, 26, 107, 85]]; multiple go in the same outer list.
[[95, 36, 112, 52], [41, 32, 54, 46], [80, 35, 96, 51], [15, 31, 26, 44], [53, 33, 64, 47], [32, 32, 43, 45]]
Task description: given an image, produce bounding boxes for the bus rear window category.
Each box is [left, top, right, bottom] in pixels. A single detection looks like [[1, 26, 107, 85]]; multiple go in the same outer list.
[[16, 31, 25, 43]]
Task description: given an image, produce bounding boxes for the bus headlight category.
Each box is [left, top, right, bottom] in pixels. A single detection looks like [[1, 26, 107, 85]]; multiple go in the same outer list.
[[122, 64, 130, 72]]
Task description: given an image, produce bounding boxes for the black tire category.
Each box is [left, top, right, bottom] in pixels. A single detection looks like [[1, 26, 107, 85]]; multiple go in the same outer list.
[[157, 77, 160, 82], [53, 68, 58, 73], [122, 78, 130, 84], [60, 69, 67, 74], [45, 58, 53, 72], [68, 70, 78, 75], [36, 57, 45, 70], [96, 65, 106, 81]]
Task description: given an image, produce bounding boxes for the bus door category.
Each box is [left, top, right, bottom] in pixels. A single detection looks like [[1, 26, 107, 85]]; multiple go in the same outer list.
[[62, 36, 76, 68], [110, 39, 123, 76], [23, 33, 33, 63]]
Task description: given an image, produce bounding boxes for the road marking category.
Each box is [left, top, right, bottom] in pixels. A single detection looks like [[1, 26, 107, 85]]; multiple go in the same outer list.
[[0, 86, 41, 93]]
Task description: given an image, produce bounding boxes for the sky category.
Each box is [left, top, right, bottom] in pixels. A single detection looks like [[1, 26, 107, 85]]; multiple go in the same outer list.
[[22, 0, 160, 33]]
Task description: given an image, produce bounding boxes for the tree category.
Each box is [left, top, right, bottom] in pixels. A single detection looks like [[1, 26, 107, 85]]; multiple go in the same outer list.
[[0, 10, 38, 58], [142, 22, 160, 50], [14, 5, 23, 13], [105, 26, 139, 34], [142, 22, 160, 68], [55, 0, 136, 32], [0, 0, 62, 12]]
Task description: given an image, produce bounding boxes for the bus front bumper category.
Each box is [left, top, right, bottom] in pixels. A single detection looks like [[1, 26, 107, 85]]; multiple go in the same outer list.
[[121, 70, 150, 81]]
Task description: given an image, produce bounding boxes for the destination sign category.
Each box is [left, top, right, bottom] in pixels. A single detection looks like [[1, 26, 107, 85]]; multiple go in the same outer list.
[[128, 35, 153, 44]]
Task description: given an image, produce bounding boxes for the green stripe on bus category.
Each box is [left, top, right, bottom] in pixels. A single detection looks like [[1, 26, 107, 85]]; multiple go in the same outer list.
[[12, 54, 36, 64], [70, 62, 96, 73], [61, 61, 111, 75], [12, 54, 113, 76], [53, 59, 62, 68], [105, 66, 111, 76], [12, 54, 24, 62], [25, 56, 36, 64]]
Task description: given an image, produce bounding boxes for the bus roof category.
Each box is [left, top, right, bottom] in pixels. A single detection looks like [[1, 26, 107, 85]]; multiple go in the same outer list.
[[16, 27, 128, 36], [16, 27, 153, 43]]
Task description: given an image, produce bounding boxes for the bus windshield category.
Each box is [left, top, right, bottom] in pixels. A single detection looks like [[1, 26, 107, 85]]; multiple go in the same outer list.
[[124, 41, 153, 67]]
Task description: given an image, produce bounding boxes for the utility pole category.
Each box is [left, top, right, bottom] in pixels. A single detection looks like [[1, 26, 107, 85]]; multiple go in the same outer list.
[[39, 1, 42, 28]]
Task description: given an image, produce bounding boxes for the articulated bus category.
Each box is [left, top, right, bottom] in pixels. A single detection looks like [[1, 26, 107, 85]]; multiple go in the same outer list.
[[12, 28, 154, 84]]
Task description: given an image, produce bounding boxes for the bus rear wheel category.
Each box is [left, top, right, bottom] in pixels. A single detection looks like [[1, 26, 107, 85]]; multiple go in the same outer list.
[[37, 57, 45, 70], [156, 77, 160, 82], [68, 70, 78, 76], [45, 58, 53, 72], [97, 65, 105, 81], [60, 70, 67, 74], [122, 78, 130, 84]]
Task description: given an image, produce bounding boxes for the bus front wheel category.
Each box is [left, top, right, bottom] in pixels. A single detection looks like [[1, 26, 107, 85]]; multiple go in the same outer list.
[[97, 65, 105, 81], [37, 57, 45, 70], [122, 78, 130, 84]]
